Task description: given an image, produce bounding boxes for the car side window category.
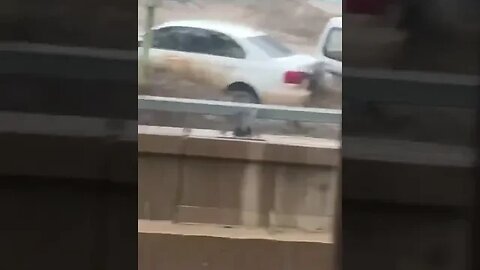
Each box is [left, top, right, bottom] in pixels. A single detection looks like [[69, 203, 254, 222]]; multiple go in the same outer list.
[[180, 28, 212, 54], [178, 27, 245, 59], [208, 31, 246, 59], [151, 27, 182, 51], [323, 27, 342, 61]]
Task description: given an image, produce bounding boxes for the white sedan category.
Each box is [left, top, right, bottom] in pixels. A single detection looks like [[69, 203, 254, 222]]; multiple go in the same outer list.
[[139, 20, 317, 106]]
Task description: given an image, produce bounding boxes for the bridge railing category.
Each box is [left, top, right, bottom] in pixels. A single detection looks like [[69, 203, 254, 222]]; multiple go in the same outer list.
[[138, 95, 342, 136]]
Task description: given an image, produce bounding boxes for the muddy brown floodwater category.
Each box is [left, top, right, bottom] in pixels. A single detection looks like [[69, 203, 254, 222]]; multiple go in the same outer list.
[[138, 0, 341, 136]]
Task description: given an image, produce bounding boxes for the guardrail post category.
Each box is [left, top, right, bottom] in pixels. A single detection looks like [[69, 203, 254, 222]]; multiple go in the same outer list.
[[233, 108, 257, 137]]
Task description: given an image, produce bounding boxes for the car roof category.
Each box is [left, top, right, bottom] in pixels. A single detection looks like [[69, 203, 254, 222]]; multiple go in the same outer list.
[[154, 20, 265, 38]]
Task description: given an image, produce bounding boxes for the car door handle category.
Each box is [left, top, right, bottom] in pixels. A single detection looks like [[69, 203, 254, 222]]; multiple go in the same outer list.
[[328, 70, 341, 77], [323, 65, 340, 76]]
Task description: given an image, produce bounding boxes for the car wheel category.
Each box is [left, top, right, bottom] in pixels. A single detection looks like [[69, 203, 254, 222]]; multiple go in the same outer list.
[[226, 84, 260, 104]]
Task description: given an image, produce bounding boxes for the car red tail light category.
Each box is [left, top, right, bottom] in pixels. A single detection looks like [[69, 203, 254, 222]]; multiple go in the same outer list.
[[284, 71, 306, 84]]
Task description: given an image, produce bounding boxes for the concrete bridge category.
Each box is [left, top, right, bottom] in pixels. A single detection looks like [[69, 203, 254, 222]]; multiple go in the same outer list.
[[138, 125, 340, 270]]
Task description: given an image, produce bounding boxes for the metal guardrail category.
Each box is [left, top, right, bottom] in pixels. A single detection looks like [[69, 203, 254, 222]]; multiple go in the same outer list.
[[138, 95, 341, 136]]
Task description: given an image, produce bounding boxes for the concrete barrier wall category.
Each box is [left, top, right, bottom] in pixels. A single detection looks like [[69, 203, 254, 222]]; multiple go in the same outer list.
[[139, 224, 334, 270], [138, 125, 340, 232]]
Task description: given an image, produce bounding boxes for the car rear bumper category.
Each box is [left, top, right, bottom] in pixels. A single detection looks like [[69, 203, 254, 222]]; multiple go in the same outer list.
[[310, 66, 342, 93], [260, 86, 311, 106]]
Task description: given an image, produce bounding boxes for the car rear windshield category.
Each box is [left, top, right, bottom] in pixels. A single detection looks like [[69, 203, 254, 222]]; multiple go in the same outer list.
[[247, 35, 293, 58]]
